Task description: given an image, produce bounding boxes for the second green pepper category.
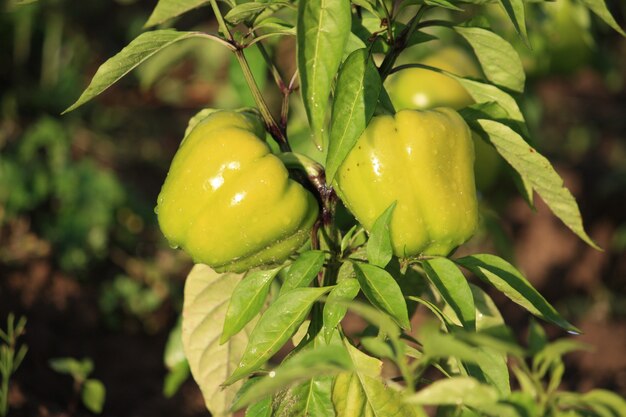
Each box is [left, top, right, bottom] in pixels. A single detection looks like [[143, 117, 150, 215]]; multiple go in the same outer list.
[[335, 108, 478, 257]]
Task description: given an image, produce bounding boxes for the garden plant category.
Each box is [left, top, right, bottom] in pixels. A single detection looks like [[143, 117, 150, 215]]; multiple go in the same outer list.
[[63, 0, 626, 416]]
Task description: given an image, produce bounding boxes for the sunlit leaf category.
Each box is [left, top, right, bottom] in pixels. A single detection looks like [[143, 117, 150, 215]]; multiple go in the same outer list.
[[181, 265, 249, 416], [64, 30, 229, 113], [326, 48, 382, 181], [297, 0, 351, 148], [456, 254, 580, 333], [224, 286, 332, 385]]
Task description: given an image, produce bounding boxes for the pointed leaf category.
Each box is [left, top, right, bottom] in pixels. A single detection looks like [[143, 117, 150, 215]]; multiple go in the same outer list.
[[405, 376, 499, 407], [145, 0, 210, 27], [455, 26, 525, 93], [326, 48, 382, 181], [245, 397, 272, 417], [232, 345, 350, 410], [456, 254, 580, 333], [323, 278, 361, 343], [181, 265, 250, 417], [579, 0, 625, 36], [225, 286, 333, 385], [64, 30, 228, 113], [366, 202, 396, 268], [273, 377, 335, 417], [297, 0, 351, 148], [353, 263, 410, 330], [452, 76, 524, 122], [221, 267, 282, 344], [497, 0, 528, 45], [476, 120, 599, 249], [82, 379, 106, 414], [333, 341, 419, 417], [423, 258, 476, 331], [281, 250, 326, 294]]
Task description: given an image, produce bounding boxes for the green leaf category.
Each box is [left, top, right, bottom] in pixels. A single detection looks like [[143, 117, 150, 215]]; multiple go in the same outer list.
[[163, 361, 190, 398], [455, 26, 525, 93], [423, 258, 476, 331], [424, 0, 463, 11], [581, 389, 626, 417], [245, 396, 272, 417], [366, 202, 396, 268], [181, 265, 251, 417], [497, 0, 529, 45], [405, 376, 499, 407], [326, 48, 382, 182], [333, 341, 420, 417], [419, 323, 485, 363], [224, 286, 332, 385], [475, 120, 599, 249], [281, 251, 326, 294], [164, 316, 185, 370], [297, 0, 351, 149], [49, 357, 93, 381], [463, 346, 511, 397], [221, 267, 282, 344], [144, 0, 210, 27], [225, 2, 291, 25], [82, 379, 106, 414], [273, 377, 336, 417], [64, 30, 227, 113], [456, 254, 580, 333], [527, 318, 547, 356], [452, 76, 524, 123], [579, 0, 625, 36], [231, 345, 350, 410], [323, 278, 361, 343], [353, 263, 411, 330], [533, 339, 591, 378]]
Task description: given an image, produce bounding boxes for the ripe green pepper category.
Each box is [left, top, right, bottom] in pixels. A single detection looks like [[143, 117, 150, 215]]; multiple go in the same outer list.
[[156, 110, 319, 272], [335, 108, 478, 257]]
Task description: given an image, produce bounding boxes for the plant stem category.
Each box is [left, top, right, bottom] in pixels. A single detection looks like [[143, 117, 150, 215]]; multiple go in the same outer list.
[[208, 0, 289, 150], [378, 5, 429, 81]]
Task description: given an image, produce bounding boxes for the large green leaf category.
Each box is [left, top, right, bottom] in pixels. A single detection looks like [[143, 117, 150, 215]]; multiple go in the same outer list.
[[456, 254, 580, 333], [231, 344, 350, 411], [64, 30, 228, 113], [224, 286, 332, 385], [405, 377, 499, 408], [353, 263, 411, 330], [579, 0, 625, 36], [366, 202, 396, 268], [297, 0, 351, 149], [455, 26, 525, 93], [326, 48, 382, 181], [475, 120, 598, 249], [323, 278, 361, 343], [145, 0, 211, 27], [181, 265, 250, 417], [497, 0, 528, 45], [333, 341, 420, 417], [273, 377, 336, 417], [221, 267, 282, 344], [280, 250, 326, 294], [452, 76, 524, 123], [423, 258, 475, 331]]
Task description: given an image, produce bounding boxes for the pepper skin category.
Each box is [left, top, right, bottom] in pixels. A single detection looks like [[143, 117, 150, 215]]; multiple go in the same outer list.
[[387, 47, 479, 112], [387, 47, 501, 191], [335, 108, 478, 257], [156, 110, 318, 272]]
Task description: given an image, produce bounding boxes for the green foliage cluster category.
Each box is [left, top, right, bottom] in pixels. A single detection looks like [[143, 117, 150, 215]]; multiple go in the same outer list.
[[0, 117, 124, 271]]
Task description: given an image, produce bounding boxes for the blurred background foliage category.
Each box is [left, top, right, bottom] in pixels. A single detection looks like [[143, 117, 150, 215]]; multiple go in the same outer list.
[[0, 0, 625, 415]]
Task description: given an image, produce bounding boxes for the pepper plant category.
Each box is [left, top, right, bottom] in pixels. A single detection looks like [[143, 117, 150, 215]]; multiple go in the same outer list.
[[65, 0, 626, 416]]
